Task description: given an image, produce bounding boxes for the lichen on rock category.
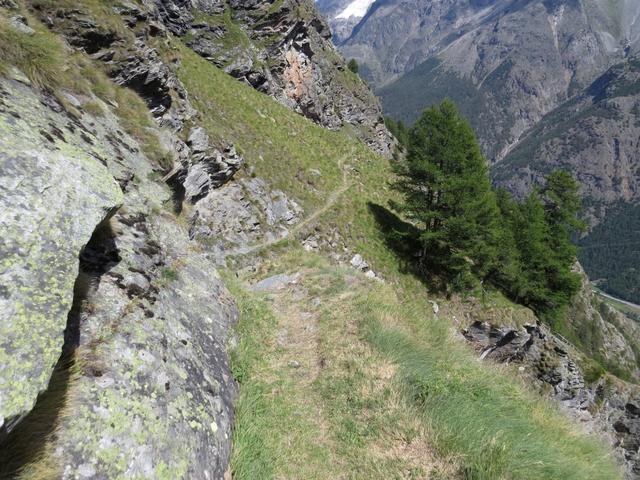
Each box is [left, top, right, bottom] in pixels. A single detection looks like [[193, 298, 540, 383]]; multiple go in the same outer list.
[[0, 77, 123, 436]]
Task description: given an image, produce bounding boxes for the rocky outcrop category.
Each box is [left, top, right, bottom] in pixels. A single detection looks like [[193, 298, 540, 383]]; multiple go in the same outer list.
[[189, 176, 302, 261], [0, 77, 123, 437], [597, 384, 640, 478], [0, 70, 239, 478], [460, 279, 640, 479], [463, 321, 593, 411], [29, 0, 249, 209], [564, 268, 640, 382], [53, 198, 238, 479], [167, 127, 244, 203], [0, 2, 250, 473], [157, 0, 393, 156]]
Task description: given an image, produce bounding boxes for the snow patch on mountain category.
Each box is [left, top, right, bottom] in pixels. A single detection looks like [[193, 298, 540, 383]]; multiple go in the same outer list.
[[336, 0, 376, 19]]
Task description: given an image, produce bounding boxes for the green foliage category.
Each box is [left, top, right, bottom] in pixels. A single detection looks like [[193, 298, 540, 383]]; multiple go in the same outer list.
[[160, 268, 178, 282], [392, 100, 502, 286], [384, 116, 409, 147], [391, 101, 584, 316], [496, 172, 585, 318], [0, 14, 65, 89], [579, 202, 640, 304], [347, 58, 359, 74]]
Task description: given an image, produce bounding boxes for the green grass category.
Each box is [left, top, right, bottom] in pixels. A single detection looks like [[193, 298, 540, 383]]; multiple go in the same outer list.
[[173, 42, 385, 211], [225, 273, 343, 479], [228, 251, 622, 479], [28, 0, 135, 41], [0, 12, 66, 89], [225, 256, 460, 479], [172, 42, 403, 282], [358, 293, 620, 479]]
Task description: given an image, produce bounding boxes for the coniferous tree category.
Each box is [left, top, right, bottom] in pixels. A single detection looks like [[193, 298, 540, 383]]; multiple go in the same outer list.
[[389, 101, 585, 311], [540, 170, 586, 308], [510, 191, 555, 311], [496, 171, 586, 316], [393, 100, 501, 285], [493, 188, 524, 292], [384, 117, 410, 147]]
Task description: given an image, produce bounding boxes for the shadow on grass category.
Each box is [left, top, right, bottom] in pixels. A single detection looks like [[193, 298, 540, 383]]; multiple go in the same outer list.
[[367, 202, 449, 294]]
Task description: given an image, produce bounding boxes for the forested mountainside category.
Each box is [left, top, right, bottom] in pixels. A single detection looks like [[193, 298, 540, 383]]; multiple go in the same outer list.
[[317, 0, 640, 305], [0, 0, 639, 479], [493, 55, 640, 303]]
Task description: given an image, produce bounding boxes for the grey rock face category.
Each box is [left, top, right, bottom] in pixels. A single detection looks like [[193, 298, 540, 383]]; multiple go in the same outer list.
[[189, 176, 302, 261], [163, 0, 393, 156], [169, 128, 244, 203], [598, 389, 640, 477], [33, 0, 243, 196], [55, 206, 238, 479], [0, 45, 238, 480], [250, 273, 298, 292], [0, 78, 123, 436], [463, 321, 593, 411]]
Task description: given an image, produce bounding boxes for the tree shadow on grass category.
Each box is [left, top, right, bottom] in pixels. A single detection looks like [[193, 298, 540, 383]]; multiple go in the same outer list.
[[367, 202, 449, 294]]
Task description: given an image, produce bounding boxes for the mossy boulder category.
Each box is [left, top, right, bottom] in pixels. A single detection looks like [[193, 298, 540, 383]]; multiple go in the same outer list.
[[0, 77, 123, 435]]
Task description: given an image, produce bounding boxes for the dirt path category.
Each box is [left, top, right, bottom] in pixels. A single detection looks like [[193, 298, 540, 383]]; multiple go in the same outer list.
[[235, 266, 456, 479], [236, 151, 353, 256]]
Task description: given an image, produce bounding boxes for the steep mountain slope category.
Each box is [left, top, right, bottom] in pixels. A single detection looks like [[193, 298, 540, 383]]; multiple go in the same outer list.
[[166, 0, 393, 155], [326, 0, 640, 162], [0, 0, 637, 479], [494, 55, 640, 303]]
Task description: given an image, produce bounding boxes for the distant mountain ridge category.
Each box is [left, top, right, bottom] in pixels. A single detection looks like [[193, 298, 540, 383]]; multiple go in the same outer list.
[[354, 0, 639, 162]]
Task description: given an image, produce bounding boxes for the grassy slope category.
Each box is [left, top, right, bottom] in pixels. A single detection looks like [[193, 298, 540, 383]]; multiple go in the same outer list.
[[174, 44, 622, 478]]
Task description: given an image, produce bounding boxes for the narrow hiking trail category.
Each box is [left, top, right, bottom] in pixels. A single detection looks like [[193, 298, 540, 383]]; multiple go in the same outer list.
[[230, 259, 458, 479], [238, 151, 354, 256]]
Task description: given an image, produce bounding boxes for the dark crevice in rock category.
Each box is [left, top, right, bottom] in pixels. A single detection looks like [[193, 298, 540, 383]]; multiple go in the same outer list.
[[0, 213, 121, 478], [64, 215, 121, 350], [166, 174, 186, 215]]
